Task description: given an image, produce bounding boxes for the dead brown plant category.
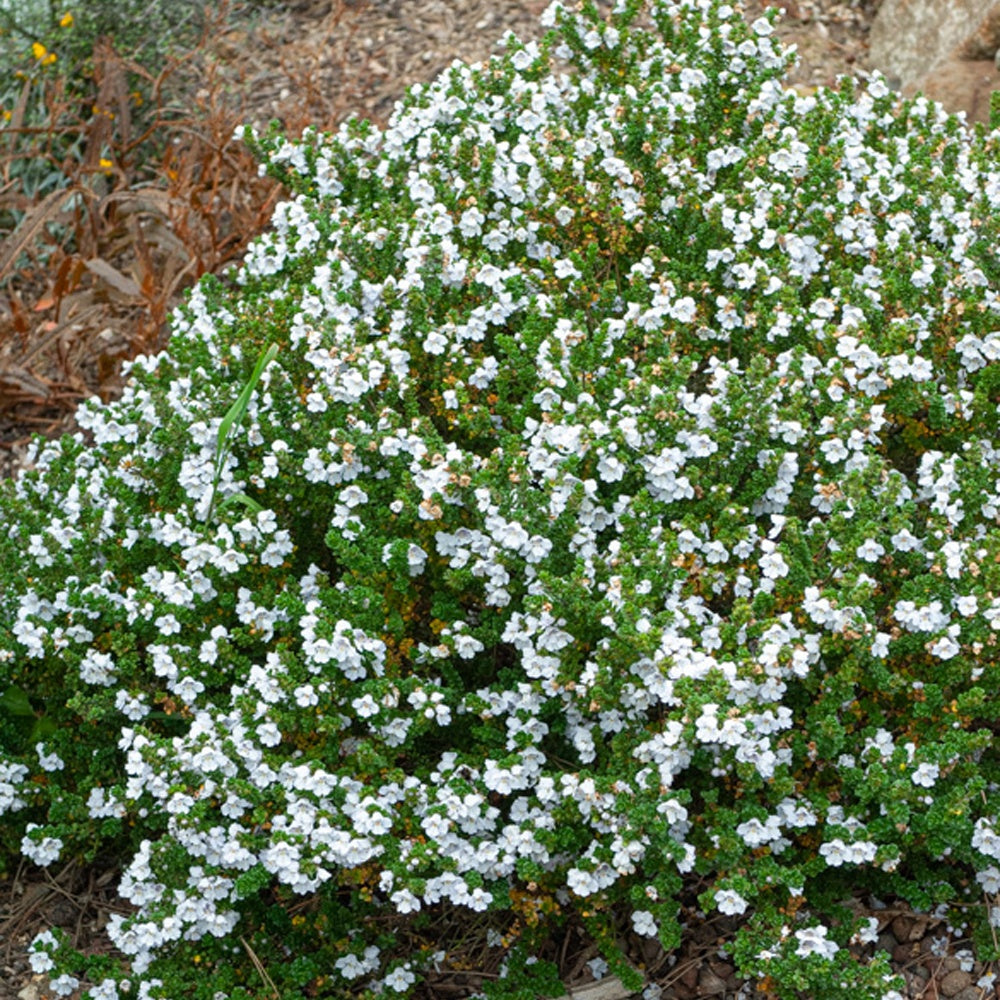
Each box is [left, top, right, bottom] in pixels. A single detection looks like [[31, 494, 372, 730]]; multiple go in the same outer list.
[[0, 0, 370, 474]]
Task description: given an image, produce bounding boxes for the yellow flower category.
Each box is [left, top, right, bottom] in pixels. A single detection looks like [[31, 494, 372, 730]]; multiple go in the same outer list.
[[60, 12, 74, 28], [31, 42, 56, 66]]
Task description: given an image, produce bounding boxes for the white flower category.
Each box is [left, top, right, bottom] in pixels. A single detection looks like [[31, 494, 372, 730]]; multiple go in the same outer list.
[[716, 889, 748, 915], [28, 949, 55, 974], [977, 866, 1000, 893], [737, 816, 780, 847], [88, 981, 121, 1000], [852, 917, 879, 945], [422, 330, 448, 355], [912, 762, 940, 788], [670, 296, 698, 323], [794, 924, 838, 960], [49, 975, 80, 998], [855, 538, 885, 562], [820, 437, 849, 463], [928, 635, 960, 660], [383, 964, 416, 992], [758, 541, 788, 579], [21, 825, 63, 867], [35, 742, 64, 772], [335, 953, 367, 980], [632, 909, 658, 937], [294, 684, 318, 707], [391, 888, 422, 914], [819, 839, 850, 867], [955, 594, 978, 616], [973, 819, 1000, 861]]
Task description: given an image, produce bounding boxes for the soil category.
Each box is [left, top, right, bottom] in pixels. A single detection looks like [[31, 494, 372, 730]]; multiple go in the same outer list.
[[6, 2, 1000, 999]]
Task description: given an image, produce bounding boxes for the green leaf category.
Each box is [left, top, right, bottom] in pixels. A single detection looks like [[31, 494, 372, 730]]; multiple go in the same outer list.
[[217, 492, 264, 516], [0, 685, 35, 717], [29, 716, 57, 741], [216, 343, 280, 458]]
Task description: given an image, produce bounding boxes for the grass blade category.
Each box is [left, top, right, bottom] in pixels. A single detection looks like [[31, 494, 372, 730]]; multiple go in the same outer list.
[[204, 341, 279, 521]]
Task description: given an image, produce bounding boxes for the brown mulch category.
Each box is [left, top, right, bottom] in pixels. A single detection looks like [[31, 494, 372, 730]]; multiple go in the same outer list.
[[9, 2, 1000, 999]]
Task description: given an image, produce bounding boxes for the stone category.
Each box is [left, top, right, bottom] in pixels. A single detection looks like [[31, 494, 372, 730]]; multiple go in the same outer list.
[[695, 968, 728, 996], [561, 975, 636, 1000], [961, 6, 1000, 60], [678, 963, 699, 991], [903, 969, 931, 995], [867, 0, 1000, 123], [890, 912, 930, 942], [919, 59, 1000, 123], [869, 0, 1000, 92], [876, 931, 898, 953], [709, 961, 735, 981], [938, 969, 974, 997], [952, 989, 985, 1000], [890, 913, 913, 941]]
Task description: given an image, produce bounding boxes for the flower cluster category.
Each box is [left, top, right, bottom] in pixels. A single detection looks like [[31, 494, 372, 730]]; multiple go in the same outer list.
[[4, 0, 1000, 997]]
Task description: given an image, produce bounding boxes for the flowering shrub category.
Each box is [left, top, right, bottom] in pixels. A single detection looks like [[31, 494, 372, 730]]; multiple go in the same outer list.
[[5, 0, 1000, 997]]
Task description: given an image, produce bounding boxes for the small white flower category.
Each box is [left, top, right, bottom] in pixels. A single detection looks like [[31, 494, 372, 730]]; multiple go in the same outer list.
[[383, 964, 416, 992], [977, 866, 1000, 893], [819, 839, 850, 867], [49, 975, 80, 998], [21, 825, 63, 867], [820, 437, 849, 463], [855, 538, 885, 562], [28, 949, 56, 974], [632, 909, 657, 937], [852, 917, 880, 945], [758, 541, 788, 580], [716, 889, 748, 915], [794, 924, 838, 960], [912, 762, 939, 788], [35, 742, 64, 772], [955, 594, 978, 616]]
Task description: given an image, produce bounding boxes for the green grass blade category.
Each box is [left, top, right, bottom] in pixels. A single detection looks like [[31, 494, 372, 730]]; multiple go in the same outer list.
[[204, 342, 279, 521]]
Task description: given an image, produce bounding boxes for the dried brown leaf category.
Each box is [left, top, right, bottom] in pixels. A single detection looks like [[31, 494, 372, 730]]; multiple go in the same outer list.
[[0, 364, 51, 403], [9, 76, 31, 134], [17, 299, 104, 367], [84, 257, 142, 300], [0, 187, 87, 282]]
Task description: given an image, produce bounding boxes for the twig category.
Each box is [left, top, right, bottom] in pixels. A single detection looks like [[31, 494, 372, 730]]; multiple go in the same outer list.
[[239, 935, 281, 999]]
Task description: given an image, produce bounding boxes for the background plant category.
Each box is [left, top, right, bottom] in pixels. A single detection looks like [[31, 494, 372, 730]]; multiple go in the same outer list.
[[0, 1, 362, 468], [3, 1, 1000, 998]]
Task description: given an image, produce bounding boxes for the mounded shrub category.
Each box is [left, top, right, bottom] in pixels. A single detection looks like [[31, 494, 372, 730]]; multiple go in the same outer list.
[[4, 1, 1000, 997]]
